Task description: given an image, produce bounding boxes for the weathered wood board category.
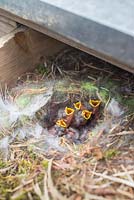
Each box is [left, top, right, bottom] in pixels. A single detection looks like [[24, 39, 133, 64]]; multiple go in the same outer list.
[[0, 0, 134, 73], [0, 15, 17, 37], [0, 26, 66, 87]]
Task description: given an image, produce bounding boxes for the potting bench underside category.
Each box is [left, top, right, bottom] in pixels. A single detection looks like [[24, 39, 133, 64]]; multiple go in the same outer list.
[[0, 0, 134, 73]]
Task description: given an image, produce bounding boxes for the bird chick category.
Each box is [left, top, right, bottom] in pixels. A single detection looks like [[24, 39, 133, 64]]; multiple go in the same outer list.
[[89, 99, 101, 107], [81, 110, 92, 120], [55, 119, 67, 136], [56, 119, 67, 128], [64, 107, 75, 127], [73, 101, 92, 127], [57, 108, 66, 119], [55, 107, 75, 136], [89, 99, 101, 114], [74, 101, 82, 110], [72, 109, 92, 127], [74, 101, 85, 111]]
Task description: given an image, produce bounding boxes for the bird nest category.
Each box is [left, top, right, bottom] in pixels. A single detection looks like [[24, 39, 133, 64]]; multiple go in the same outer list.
[[35, 79, 103, 144], [0, 48, 134, 200]]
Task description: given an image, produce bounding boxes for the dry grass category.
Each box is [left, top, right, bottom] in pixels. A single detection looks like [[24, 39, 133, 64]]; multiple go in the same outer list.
[[0, 48, 134, 200]]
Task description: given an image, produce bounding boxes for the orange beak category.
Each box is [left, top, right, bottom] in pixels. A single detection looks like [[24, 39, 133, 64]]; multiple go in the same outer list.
[[89, 99, 101, 108], [74, 102, 82, 110], [56, 119, 67, 128], [81, 110, 92, 120], [65, 107, 75, 115]]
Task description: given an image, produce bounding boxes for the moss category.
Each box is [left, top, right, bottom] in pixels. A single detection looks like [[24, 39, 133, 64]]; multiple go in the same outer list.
[[42, 160, 49, 169], [105, 149, 119, 159], [0, 176, 20, 199], [81, 82, 98, 93], [123, 98, 134, 112], [18, 159, 33, 174], [37, 64, 48, 75], [16, 95, 32, 109], [99, 88, 109, 102], [0, 160, 7, 168], [29, 151, 37, 160], [55, 81, 80, 93]]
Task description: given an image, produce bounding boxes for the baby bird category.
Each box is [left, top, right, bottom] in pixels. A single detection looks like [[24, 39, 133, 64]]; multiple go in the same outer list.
[[74, 101, 83, 110], [72, 101, 92, 127], [55, 107, 75, 136], [89, 99, 101, 114], [64, 107, 75, 126], [55, 119, 67, 136]]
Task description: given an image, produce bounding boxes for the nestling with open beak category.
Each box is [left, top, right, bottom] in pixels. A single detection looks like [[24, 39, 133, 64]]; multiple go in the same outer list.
[[89, 99, 101, 114], [55, 107, 75, 136], [72, 110, 92, 127], [55, 119, 67, 136], [74, 101, 85, 111], [72, 101, 92, 127], [64, 107, 75, 126]]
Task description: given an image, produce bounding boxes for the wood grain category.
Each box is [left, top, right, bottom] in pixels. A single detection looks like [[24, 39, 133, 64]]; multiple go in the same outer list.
[[0, 15, 17, 37], [0, 27, 66, 87]]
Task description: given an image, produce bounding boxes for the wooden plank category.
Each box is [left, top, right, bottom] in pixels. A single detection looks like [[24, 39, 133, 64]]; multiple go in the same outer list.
[[0, 0, 134, 73], [0, 15, 17, 37], [0, 27, 66, 87]]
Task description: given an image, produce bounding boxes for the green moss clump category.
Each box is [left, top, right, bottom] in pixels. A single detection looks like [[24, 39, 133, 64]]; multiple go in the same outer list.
[[42, 160, 49, 169], [18, 159, 33, 174], [0, 160, 7, 168], [81, 82, 98, 93], [37, 64, 48, 75], [99, 88, 109, 102], [105, 149, 119, 159], [16, 95, 32, 109]]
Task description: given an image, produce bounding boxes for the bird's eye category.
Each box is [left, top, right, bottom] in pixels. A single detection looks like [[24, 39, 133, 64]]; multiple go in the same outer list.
[[81, 110, 92, 120], [89, 99, 101, 108], [74, 101, 82, 110], [65, 107, 74, 115]]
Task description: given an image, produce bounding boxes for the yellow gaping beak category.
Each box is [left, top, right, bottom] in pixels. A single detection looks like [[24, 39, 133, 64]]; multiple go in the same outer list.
[[56, 119, 67, 128], [65, 107, 75, 115], [89, 99, 101, 108], [74, 101, 82, 110], [81, 110, 92, 120]]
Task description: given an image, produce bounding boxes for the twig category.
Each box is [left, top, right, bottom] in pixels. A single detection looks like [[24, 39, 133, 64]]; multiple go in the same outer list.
[[12, 179, 33, 192], [0, 164, 15, 174], [110, 131, 134, 137], [44, 174, 50, 200], [117, 189, 134, 199], [85, 193, 107, 200], [83, 63, 113, 74], [33, 182, 44, 200], [91, 171, 134, 188], [113, 170, 134, 177], [47, 159, 68, 200], [14, 87, 47, 100], [91, 162, 97, 179], [121, 165, 134, 184]]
